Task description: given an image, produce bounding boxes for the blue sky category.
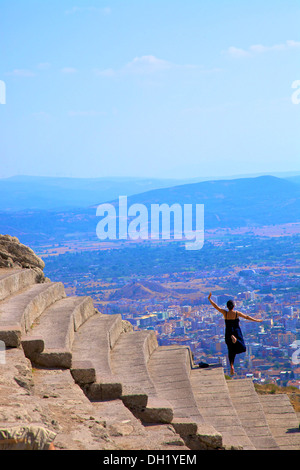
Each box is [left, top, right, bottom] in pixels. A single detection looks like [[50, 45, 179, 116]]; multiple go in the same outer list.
[[0, 0, 299, 179]]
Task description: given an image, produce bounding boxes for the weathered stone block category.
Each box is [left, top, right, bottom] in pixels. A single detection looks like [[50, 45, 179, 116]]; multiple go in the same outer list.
[[70, 361, 96, 384], [21, 336, 45, 358]]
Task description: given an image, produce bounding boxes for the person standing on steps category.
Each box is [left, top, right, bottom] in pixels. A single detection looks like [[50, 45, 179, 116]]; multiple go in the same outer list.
[[208, 292, 263, 376]]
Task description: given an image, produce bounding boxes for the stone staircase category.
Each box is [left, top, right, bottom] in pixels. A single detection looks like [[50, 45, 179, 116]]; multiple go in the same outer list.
[[0, 267, 299, 450]]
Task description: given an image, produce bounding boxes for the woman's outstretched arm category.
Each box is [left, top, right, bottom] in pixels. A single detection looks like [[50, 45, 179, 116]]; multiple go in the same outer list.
[[208, 292, 227, 315], [236, 311, 263, 322]]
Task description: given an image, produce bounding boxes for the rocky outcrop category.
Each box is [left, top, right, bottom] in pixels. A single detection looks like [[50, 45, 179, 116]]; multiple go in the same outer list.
[[0, 235, 45, 279]]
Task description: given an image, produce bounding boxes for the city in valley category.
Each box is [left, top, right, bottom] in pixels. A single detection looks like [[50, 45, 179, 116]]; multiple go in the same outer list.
[[35, 223, 300, 388]]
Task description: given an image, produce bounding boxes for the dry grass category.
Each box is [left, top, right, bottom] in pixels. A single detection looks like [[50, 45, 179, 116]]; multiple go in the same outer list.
[[254, 383, 300, 412]]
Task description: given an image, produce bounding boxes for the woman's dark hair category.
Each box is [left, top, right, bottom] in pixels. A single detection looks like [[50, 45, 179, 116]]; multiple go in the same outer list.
[[227, 299, 234, 310]]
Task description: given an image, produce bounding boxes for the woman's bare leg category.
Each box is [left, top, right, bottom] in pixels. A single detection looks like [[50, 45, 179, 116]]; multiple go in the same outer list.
[[228, 351, 236, 376]]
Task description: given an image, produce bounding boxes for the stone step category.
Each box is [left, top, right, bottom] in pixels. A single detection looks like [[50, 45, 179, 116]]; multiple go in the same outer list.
[[190, 366, 256, 450], [227, 378, 279, 450], [111, 330, 158, 396], [171, 418, 223, 450], [1, 346, 188, 451], [147, 345, 203, 422], [259, 394, 300, 450], [110, 329, 173, 424], [28, 363, 188, 450], [71, 313, 124, 400], [23, 295, 95, 368], [0, 268, 40, 302], [147, 345, 223, 450], [0, 281, 66, 347]]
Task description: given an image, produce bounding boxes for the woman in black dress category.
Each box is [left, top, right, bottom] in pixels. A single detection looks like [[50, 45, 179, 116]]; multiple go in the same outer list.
[[208, 292, 262, 375]]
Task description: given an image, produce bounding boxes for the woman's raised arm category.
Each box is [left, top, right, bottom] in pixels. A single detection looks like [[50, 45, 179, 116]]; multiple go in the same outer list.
[[208, 292, 227, 315]]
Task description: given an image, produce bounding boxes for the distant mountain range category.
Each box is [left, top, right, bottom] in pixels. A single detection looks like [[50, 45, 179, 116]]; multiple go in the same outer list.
[[0, 174, 299, 245], [0, 175, 183, 211], [118, 175, 300, 229], [0, 172, 299, 211]]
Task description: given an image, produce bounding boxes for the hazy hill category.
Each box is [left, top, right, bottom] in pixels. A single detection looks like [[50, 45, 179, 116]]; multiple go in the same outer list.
[[285, 176, 300, 185], [110, 175, 300, 229], [109, 280, 174, 300], [109, 279, 200, 301], [0, 175, 187, 211]]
